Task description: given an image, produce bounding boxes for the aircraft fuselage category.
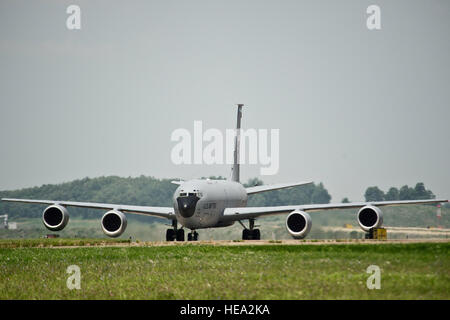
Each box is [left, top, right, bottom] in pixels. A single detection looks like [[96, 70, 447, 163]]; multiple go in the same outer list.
[[173, 179, 247, 229]]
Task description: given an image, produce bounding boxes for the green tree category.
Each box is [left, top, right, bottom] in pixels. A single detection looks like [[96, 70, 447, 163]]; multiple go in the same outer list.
[[342, 197, 350, 203], [311, 183, 331, 204], [364, 186, 385, 202], [414, 182, 435, 200], [385, 187, 399, 201], [399, 185, 415, 200], [244, 177, 264, 188]]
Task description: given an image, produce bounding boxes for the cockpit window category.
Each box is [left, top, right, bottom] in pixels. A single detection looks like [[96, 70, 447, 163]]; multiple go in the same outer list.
[[179, 192, 202, 197]]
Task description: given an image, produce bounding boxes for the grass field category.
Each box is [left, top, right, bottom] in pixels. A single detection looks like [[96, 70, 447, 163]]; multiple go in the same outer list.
[[0, 240, 448, 299]]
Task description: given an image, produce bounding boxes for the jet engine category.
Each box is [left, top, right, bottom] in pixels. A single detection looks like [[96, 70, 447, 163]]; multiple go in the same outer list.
[[285, 210, 312, 239], [357, 205, 383, 231], [42, 204, 70, 231], [101, 210, 127, 237]]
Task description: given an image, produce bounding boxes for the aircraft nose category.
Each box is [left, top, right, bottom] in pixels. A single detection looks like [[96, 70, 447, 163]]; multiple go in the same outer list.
[[176, 195, 200, 218]]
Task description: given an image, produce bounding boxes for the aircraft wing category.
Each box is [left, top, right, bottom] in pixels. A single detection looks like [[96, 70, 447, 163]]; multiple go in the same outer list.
[[221, 199, 448, 222], [1, 198, 176, 220], [245, 181, 313, 195]]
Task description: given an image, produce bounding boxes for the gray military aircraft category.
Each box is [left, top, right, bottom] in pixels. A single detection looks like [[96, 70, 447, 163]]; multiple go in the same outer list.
[[2, 105, 447, 241]]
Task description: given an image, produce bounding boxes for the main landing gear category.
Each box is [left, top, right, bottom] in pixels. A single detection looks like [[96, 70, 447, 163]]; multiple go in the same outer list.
[[166, 220, 185, 241], [165, 220, 199, 241], [240, 219, 261, 240]]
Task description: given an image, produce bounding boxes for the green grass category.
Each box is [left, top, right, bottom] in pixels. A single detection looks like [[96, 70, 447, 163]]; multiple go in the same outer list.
[[0, 238, 131, 248], [0, 241, 448, 299]]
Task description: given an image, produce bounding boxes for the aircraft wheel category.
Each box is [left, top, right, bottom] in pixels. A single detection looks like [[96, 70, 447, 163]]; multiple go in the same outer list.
[[166, 229, 175, 241], [193, 231, 199, 241], [176, 229, 185, 241], [252, 229, 261, 240], [242, 229, 250, 240]]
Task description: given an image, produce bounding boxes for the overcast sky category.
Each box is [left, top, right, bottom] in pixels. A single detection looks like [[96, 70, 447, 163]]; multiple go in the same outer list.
[[0, 0, 449, 202]]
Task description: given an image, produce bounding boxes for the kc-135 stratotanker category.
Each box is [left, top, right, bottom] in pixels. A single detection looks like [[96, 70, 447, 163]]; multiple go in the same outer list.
[[2, 105, 447, 241]]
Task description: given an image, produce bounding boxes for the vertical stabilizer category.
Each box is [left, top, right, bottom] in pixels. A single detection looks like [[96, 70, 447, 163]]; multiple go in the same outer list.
[[231, 104, 244, 182]]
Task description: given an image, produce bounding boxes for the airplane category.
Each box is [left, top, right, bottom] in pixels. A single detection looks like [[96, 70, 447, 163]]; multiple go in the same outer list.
[[2, 104, 448, 241]]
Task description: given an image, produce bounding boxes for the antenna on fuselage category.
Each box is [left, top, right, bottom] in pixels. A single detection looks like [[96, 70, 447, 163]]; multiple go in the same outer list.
[[231, 104, 244, 183]]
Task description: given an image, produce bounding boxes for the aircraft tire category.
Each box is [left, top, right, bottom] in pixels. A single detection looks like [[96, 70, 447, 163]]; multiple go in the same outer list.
[[176, 229, 185, 241], [166, 229, 175, 241]]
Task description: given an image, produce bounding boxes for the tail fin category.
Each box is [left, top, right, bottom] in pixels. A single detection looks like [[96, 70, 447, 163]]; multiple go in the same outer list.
[[231, 104, 243, 182]]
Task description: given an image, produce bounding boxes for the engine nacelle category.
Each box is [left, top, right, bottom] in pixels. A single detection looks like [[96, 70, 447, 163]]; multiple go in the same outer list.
[[357, 205, 383, 232], [42, 204, 70, 231], [101, 210, 127, 237], [285, 211, 312, 239]]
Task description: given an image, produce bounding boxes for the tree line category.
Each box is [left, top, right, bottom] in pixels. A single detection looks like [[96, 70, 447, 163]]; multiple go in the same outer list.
[[0, 175, 331, 219], [363, 183, 435, 202], [0, 176, 439, 219]]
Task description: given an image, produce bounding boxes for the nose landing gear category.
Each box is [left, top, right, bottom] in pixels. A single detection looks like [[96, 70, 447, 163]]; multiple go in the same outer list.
[[165, 220, 200, 242], [187, 230, 199, 241]]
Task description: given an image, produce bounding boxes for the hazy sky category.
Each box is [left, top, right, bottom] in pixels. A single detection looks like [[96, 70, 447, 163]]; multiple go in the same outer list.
[[0, 0, 449, 202]]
